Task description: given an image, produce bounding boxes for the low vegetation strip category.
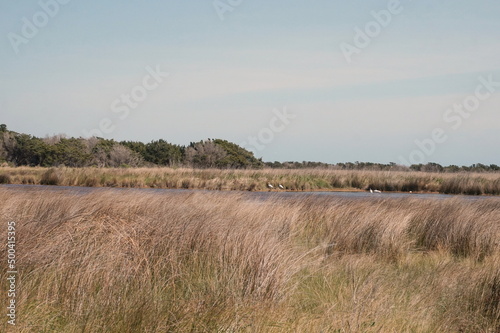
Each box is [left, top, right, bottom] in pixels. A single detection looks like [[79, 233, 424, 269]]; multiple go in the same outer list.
[[1, 124, 499, 173], [0, 189, 498, 332], [1, 166, 500, 195]]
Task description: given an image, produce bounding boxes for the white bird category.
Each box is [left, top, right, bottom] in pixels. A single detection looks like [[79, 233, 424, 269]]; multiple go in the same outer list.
[[369, 188, 373, 194], [278, 184, 284, 189], [373, 190, 382, 194], [267, 183, 274, 189]]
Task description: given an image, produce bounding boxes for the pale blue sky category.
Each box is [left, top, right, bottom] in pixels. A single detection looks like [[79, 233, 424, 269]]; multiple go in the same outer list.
[[1, 0, 499, 165]]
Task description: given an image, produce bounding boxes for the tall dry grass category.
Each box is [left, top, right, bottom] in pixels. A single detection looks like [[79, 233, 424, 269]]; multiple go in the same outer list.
[[1, 166, 500, 195], [0, 188, 499, 332]]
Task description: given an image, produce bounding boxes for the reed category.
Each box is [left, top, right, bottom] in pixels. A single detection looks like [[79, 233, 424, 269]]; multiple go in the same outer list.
[[1, 166, 500, 195], [0, 188, 498, 332]]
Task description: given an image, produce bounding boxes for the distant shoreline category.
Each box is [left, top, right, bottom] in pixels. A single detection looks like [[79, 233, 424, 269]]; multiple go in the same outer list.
[[1, 166, 499, 196]]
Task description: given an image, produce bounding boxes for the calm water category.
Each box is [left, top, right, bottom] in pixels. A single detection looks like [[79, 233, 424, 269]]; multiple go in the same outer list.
[[2, 184, 498, 201]]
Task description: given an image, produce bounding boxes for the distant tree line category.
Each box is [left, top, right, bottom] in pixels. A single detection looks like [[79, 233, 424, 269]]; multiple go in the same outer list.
[[0, 125, 263, 168], [0, 125, 498, 172], [265, 160, 500, 173]]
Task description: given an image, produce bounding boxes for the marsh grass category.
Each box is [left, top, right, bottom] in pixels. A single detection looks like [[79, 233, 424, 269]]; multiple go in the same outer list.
[[1, 166, 500, 195], [40, 168, 61, 185], [0, 173, 10, 184], [0, 189, 498, 332]]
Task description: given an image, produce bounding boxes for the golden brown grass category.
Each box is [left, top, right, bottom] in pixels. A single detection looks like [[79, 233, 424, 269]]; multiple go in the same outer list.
[[1, 166, 500, 195], [0, 187, 499, 332]]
